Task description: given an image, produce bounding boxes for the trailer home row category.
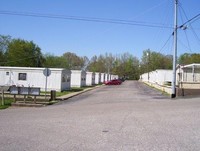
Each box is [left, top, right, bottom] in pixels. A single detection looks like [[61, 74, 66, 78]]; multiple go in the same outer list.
[[140, 69, 173, 85], [0, 66, 118, 92], [139, 64, 200, 96]]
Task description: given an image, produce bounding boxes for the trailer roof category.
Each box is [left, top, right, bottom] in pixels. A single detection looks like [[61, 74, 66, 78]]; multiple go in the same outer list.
[[0, 66, 67, 71], [182, 63, 200, 69]]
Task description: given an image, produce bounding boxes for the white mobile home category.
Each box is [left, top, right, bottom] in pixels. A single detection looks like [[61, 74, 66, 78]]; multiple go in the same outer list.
[[100, 73, 106, 83], [140, 69, 172, 85], [177, 63, 200, 89], [105, 73, 109, 82], [177, 64, 200, 83], [107, 74, 111, 81], [0, 66, 71, 92], [86, 72, 95, 86], [154, 70, 172, 85], [95, 72, 101, 84], [111, 75, 119, 80], [71, 70, 86, 87]]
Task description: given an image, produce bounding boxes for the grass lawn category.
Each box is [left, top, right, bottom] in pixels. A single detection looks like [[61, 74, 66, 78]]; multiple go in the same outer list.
[[0, 99, 13, 110], [56, 86, 97, 97], [56, 87, 84, 97]]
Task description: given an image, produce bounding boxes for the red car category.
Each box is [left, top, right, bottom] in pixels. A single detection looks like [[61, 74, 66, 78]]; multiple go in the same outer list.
[[104, 79, 122, 85]]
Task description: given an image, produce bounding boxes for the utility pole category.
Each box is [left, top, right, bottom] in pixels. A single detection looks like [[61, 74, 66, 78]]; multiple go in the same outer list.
[[171, 0, 178, 98], [147, 52, 150, 82]]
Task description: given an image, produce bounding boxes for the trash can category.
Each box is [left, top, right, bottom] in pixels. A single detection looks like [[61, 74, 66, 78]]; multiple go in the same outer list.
[[50, 90, 56, 101]]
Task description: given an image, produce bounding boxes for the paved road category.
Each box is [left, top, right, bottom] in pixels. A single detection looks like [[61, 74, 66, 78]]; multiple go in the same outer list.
[[1, 81, 200, 151]]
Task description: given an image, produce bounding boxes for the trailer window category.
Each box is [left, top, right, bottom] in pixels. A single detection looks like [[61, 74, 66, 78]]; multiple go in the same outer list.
[[6, 72, 9, 76], [18, 73, 27, 81]]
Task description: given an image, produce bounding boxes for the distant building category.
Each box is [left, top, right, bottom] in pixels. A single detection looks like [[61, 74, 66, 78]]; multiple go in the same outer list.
[[111, 75, 119, 80]]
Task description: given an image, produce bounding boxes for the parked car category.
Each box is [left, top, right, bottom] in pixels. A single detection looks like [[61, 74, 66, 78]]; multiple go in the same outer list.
[[104, 79, 122, 85]]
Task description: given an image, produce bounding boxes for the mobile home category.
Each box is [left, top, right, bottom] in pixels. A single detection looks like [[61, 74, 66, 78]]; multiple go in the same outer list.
[[0, 66, 71, 91], [111, 75, 119, 80], [177, 63, 200, 89], [105, 73, 109, 82], [71, 70, 86, 87], [95, 72, 101, 84], [100, 73, 105, 83], [86, 72, 95, 86], [140, 69, 172, 85]]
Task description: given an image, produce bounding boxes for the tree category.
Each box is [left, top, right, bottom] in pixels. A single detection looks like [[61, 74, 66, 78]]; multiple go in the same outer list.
[[6, 39, 43, 67], [178, 53, 200, 65], [62, 52, 86, 70], [88, 54, 111, 73], [88, 52, 140, 80], [87, 55, 98, 72], [43, 54, 68, 68], [114, 53, 140, 80], [0, 35, 12, 65], [140, 49, 173, 74]]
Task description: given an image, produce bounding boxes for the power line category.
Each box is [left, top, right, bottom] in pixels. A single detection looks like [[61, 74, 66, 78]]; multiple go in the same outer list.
[[179, 5, 200, 48], [0, 10, 173, 29], [179, 6, 192, 52], [158, 34, 173, 53], [179, 13, 200, 28]]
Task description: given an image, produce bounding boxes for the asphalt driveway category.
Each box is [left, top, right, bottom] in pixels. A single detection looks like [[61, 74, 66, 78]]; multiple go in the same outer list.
[[1, 81, 200, 151]]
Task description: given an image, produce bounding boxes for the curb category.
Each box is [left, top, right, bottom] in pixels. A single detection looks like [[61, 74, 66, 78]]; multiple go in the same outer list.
[[11, 102, 46, 107], [56, 85, 102, 101]]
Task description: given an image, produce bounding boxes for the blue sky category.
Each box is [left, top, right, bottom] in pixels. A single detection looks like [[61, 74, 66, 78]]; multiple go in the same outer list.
[[0, 0, 200, 59]]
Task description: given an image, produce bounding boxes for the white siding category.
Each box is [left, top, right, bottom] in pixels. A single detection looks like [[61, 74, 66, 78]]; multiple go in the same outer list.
[[140, 69, 173, 85], [95, 72, 101, 84], [0, 66, 71, 91], [100, 73, 105, 83], [71, 70, 86, 87], [86, 72, 95, 86]]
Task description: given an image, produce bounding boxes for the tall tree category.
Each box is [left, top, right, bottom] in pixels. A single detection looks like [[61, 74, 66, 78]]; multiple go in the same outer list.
[[178, 53, 200, 65], [88, 52, 140, 80], [0, 35, 12, 65], [114, 53, 140, 79], [140, 49, 173, 74], [87, 55, 98, 72], [6, 39, 43, 67], [62, 52, 86, 70], [43, 54, 68, 68]]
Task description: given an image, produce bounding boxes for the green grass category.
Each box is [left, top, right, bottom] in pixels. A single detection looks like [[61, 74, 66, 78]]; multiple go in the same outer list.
[[47, 100, 59, 105], [144, 82, 170, 96], [40, 85, 100, 97], [0, 99, 13, 110], [56, 87, 84, 97], [56, 86, 99, 97]]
